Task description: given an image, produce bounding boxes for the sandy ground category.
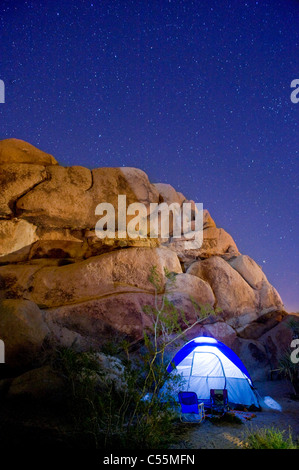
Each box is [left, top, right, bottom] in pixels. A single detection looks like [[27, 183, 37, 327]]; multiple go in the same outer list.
[[171, 379, 299, 449]]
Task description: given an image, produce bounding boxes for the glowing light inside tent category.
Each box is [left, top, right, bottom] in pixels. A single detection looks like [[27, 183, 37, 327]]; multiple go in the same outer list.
[[194, 337, 217, 344]]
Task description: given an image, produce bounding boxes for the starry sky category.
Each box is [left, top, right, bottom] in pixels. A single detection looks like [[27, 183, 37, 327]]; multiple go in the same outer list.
[[0, 0, 298, 312]]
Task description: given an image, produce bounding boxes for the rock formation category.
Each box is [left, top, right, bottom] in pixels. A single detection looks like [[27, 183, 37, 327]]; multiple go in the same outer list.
[[0, 138, 295, 381]]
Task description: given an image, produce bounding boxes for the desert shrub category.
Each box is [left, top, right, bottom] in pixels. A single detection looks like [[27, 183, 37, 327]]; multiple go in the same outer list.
[[53, 347, 179, 448], [277, 318, 299, 396], [244, 426, 298, 449], [52, 266, 220, 449], [277, 350, 299, 396]]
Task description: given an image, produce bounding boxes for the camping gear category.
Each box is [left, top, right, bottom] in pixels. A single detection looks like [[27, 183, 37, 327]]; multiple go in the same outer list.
[[178, 391, 205, 423], [210, 388, 229, 415], [163, 336, 260, 409], [225, 410, 257, 422]]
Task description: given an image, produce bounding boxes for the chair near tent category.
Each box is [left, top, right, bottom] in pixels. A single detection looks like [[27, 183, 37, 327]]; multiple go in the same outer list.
[[162, 337, 260, 411], [210, 389, 229, 416], [178, 391, 205, 423]]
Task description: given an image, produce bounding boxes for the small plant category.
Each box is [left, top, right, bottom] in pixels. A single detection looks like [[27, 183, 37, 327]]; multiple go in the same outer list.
[[277, 318, 299, 397], [51, 266, 221, 449], [244, 426, 298, 449], [123, 266, 221, 446], [277, 350, 299, 396], [287, 318, 299, 338], [134, 266, 220, 415]]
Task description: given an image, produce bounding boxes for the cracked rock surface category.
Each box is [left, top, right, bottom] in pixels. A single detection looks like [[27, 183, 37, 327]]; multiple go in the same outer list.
[[0, 138, 294, 381]]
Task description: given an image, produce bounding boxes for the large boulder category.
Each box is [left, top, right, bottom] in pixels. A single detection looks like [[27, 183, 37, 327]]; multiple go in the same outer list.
[[16, 166, 160, 230], [166, 273, 215, 307], [7, 356, 126, 401], [227, 310, 261, 333], [7, 365, 65, 401], [187, 255, 283, 319], [0, 219, 38, 262], [0, 139, 57, 165], [202, 209, 216, 229], [0, 263, 45, 300], [187, 256, 257, 318], [43, 292, 157, 347], [232, 337, 270, 381], [228, 255, 266, 289], [43, 290, 222, 351], [16, 165, 93, 229], [232, 316, 298, 381], [166, 226, 239, 263], [0, 163, 47, 217], [237, 310, 286, 340], [0, 247, 182, 306], [228, 255, 283, 311], [258, 315, 296, 370], [153, 183, 186, 206], [201, 321, 237, 348], [84, 224, 161, 258], [199, 227, 239, 258], [27, 229, 88, 260], [0, 299, 49, 369], [165, 293, 215, 326], [95, 353, 126, 392], [5, 247, 181, 308], [258, 281, 283, 313]]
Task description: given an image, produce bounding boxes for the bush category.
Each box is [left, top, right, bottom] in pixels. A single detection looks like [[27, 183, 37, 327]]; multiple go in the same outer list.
[[50, 266, 221, 449], [52, 347, 178, 448], [277, 318, 299, 396], [245, 426, 298, 449]]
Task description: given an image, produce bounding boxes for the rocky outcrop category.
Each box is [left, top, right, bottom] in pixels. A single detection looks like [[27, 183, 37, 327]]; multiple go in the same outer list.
[[167, 226, 239, 263], [0, 247, 181, 308], [0, 219, 39, 262], [7, 365, 65, 401], [6, 353, 126, 402], [187, 256, 283, 320], [153, 183, 185, 206], [166, 273, 215, 307], [15, 166, 160, 230], [232, 315, 296, 381], [0, 139, 57, 166], [42, 293, 156, 350], [228, 255, 266, 289], [0, 139, 291, 382], [0, 163, 47, 217], [0, 299, 49, 369], [187, 256, 258, 317]]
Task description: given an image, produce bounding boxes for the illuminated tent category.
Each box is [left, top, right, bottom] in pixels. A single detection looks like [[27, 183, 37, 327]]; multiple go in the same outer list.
[[163, 336, 260, 408]]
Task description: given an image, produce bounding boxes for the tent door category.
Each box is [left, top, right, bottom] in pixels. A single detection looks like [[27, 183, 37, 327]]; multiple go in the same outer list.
[[187, 351, 226, 393]]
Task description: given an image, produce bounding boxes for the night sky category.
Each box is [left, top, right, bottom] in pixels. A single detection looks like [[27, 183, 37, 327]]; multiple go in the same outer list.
[[0, 0, 298, 312]]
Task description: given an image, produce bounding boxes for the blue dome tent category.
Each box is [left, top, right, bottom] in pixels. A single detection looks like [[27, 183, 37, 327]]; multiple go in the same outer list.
[[163, 337, 260, 408]]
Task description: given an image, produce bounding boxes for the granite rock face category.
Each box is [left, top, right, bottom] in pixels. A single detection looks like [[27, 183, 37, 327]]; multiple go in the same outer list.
[[0, 139, 291, 381], [0, 139, 57, 165], [0, 299, 49, 369]]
